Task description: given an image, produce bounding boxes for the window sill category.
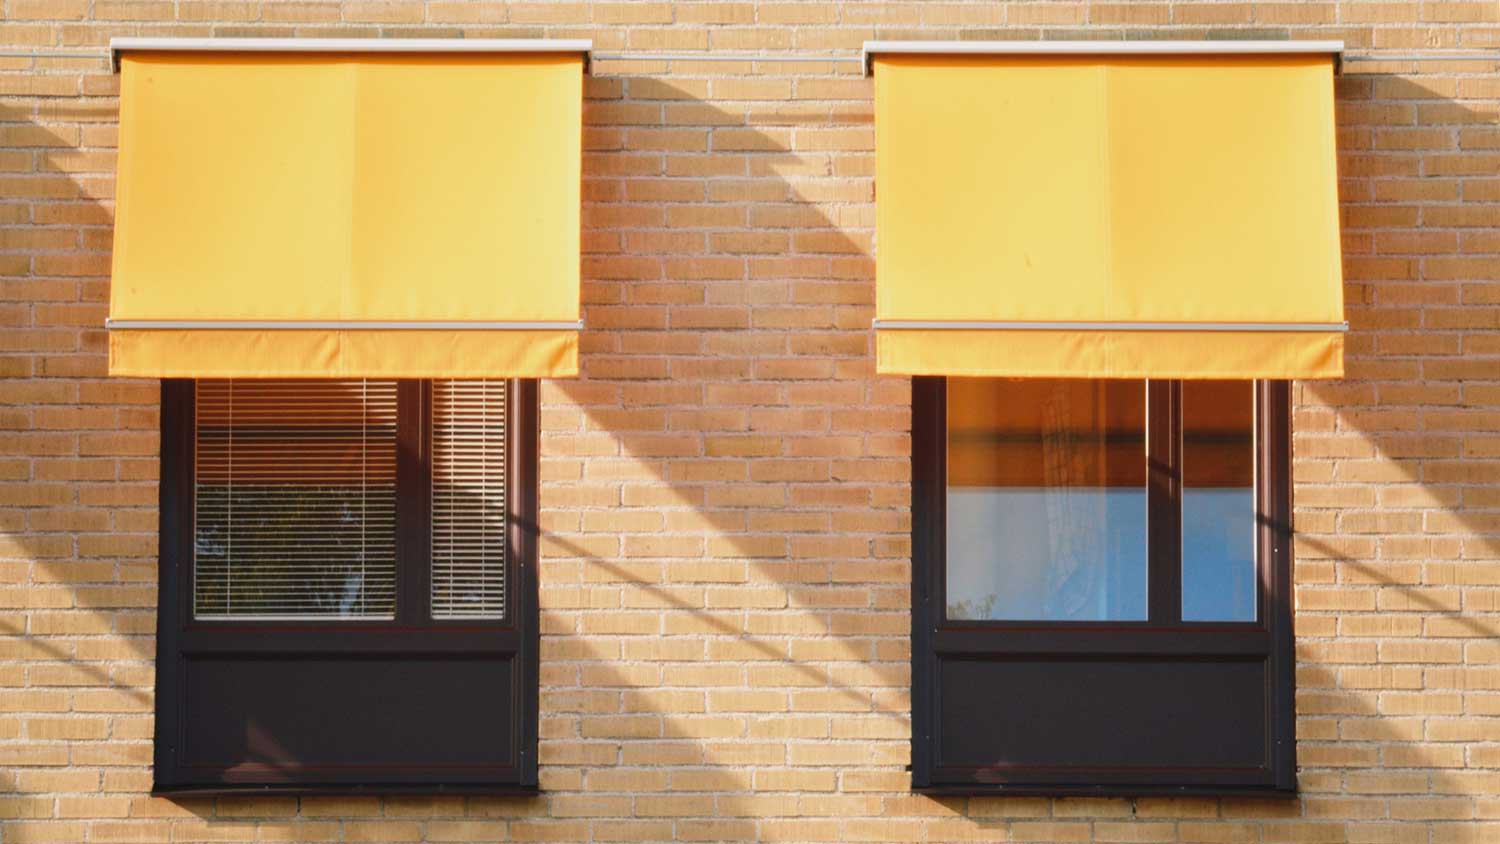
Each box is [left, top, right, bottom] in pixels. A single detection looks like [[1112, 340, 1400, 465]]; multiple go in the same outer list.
[[151, 782, 542, 799], [913, 783, 1298, 799]]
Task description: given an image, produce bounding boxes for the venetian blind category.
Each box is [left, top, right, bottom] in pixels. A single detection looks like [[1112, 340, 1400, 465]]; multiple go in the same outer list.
[[431, 380, 508, 619], [193, 379, 399, 619]]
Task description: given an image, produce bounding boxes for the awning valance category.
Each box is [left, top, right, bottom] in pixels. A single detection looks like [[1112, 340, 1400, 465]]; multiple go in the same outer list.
[[869, 41, 1346, 379], [108, 39, 588, 378]]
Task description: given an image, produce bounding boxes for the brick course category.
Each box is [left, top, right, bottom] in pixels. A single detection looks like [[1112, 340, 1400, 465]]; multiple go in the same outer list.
[[2, 1, 1500, 841]]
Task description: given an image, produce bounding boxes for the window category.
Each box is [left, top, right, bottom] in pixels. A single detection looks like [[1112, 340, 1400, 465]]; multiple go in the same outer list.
[[911, 377, 1294, 796], [154, 379, 538, 794]]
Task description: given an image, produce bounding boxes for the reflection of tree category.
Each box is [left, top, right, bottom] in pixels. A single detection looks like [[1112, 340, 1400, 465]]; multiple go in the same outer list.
[[193, 483, 396, 619], [947, 593, 998, 621], [190, 378, 509, 622], [192, 378, 400, 620]]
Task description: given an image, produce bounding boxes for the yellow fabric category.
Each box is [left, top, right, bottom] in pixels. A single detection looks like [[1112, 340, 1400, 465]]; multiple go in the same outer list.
[[110, 329, 578, 379], [873, 54, 1344, 379], [879, 329, 1343, 380], [110, 52, 582, 378]]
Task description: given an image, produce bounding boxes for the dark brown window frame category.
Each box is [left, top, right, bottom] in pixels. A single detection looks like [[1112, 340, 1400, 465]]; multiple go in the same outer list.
[[154, 378, 540, 796], [910, 377, 1295, 797]]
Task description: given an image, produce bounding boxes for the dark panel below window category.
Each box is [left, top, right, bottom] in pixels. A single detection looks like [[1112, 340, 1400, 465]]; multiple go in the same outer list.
[[181, 656, 516, 779], [938, 657, 1267, 771]]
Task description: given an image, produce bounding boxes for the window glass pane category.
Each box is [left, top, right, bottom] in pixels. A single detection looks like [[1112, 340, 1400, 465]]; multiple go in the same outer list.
[[193, 380, 398, 620], [1181, 381, 1257, 622], [946, 378, 1147, 621], [431, 380, 509, 620]]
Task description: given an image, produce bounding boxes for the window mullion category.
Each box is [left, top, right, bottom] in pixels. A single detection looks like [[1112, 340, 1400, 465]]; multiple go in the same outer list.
[[395, 379, 432, 626], [1146, 380, 1182, 626], [1258, 380, 1292, 630], [1260, 379, 1297, 789]]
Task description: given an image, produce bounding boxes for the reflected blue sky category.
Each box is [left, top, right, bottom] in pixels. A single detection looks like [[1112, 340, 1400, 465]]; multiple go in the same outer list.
[[947, 488, 1147, 621], [948, 487, 1256, 622], [1183, 488, 1257, 622]]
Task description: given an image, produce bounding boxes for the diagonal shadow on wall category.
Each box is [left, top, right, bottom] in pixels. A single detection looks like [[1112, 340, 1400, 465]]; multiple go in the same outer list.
[[1, 39, 1499, 844]]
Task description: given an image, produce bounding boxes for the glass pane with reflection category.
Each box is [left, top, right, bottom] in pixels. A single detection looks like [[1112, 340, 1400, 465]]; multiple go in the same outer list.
[[946, 378, 1147, 622], [1181, 381, 1257, 622]]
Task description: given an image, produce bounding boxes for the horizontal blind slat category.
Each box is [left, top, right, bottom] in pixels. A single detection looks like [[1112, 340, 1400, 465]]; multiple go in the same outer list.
[[194, 379, 398, 620], [431, 379, 508, 620]]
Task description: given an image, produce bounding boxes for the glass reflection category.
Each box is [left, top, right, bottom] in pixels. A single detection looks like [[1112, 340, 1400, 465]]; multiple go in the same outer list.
[[946, 378, 1147, 622], [1181, 381, 1257, 622]]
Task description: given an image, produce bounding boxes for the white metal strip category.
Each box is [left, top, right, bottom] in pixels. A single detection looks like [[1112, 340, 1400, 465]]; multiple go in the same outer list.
[[110, 37, 593, 71], [38, 41, 1482, 75], [591, 52, 863, 64], [0, 49, 109, 61], [1343, 52, 1500, 62], [106, 319, 584, 331], [24, 42, 1486, 74], [873, 320, 1349, 333], [862, 39, 1345, 75]]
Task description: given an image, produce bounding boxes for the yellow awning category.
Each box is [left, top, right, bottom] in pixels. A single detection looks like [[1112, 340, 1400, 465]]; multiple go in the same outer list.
[[870, 42, 1346, 379], [108, 39, 587, 378]]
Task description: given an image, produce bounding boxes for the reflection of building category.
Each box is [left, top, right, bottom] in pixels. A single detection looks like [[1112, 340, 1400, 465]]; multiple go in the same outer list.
[[1040, 380, 1106, 620]]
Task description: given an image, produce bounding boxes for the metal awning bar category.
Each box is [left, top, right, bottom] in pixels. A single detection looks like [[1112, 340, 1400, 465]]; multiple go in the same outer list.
[[0, 50, 109, 60], [106, 319, 585, 331], [862, 39, 1345, 74], [590, 52, 863, 64], [61, 39, 1489, 75], [3, 42, 1486, 74], [109, 37, 593, 71], [873, 320, 1350, 333], [1343, 52, 1500, 62]]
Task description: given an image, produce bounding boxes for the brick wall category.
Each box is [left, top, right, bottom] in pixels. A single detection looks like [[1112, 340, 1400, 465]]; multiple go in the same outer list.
[[2, 1, 1499, 841]]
